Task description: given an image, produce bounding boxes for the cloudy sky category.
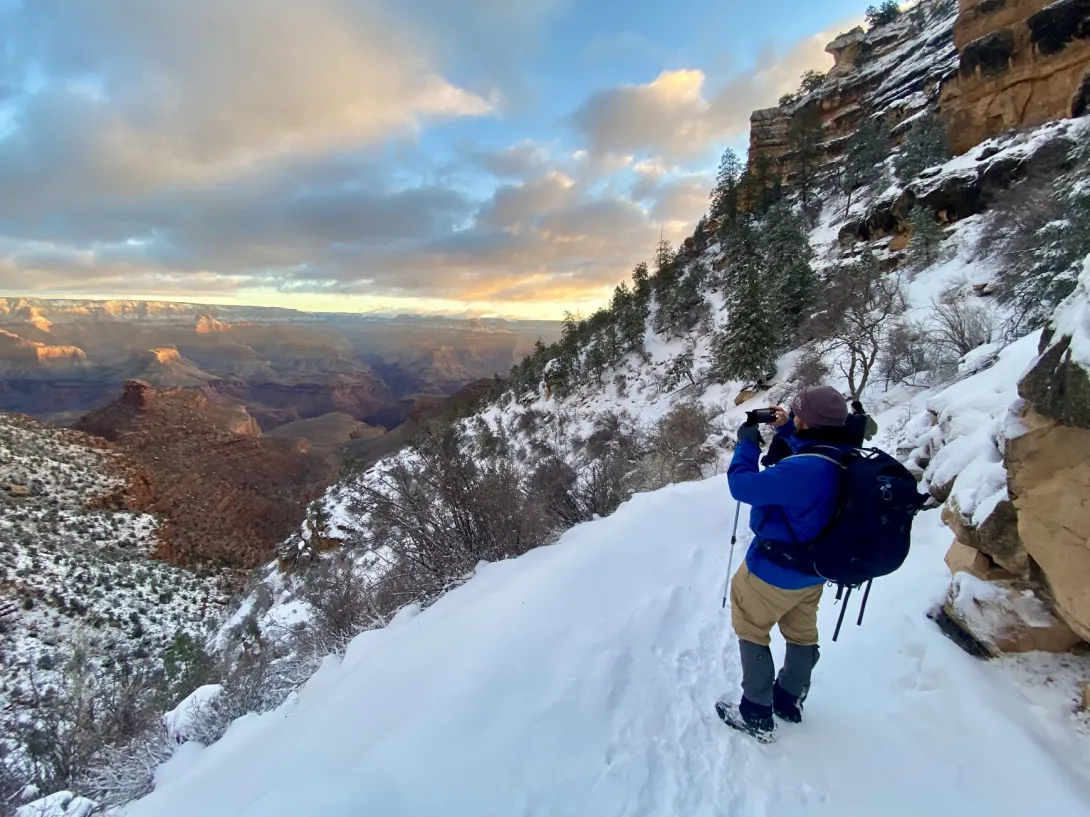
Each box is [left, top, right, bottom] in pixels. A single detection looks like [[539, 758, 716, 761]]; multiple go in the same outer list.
[[0, 0, 863, 318]]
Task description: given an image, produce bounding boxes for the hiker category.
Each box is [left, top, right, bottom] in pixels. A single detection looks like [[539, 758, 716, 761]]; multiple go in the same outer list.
[[845, 400, 878, 448], [718, 385, 855, 741]]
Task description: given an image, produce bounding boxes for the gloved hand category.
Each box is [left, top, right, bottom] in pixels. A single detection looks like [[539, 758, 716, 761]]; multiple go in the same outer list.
[[737, 421, 763, 448]]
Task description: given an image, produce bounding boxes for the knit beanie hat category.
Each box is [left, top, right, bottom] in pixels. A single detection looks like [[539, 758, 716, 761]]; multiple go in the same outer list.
[[792, 386, 848, 428]]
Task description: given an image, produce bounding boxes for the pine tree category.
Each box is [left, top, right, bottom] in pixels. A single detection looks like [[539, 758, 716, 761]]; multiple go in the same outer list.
[[612, 268, 650, 356], [907, 205, 944, 270], [787, 105, 824, 214], [799, 69, 826, 94], [710, 148, 744, 221], [841, 116, 891, 217], [162, 631, 215, 704], [763, 204, 818, 341], [866, 1, 901, 29], [712, 220, 781, 383], [584, 341, 608, 386], [662, 344, 697, 390], [894, 112, 949, 182], [745, 154, 783, 215], [651, 237, 682, 334]]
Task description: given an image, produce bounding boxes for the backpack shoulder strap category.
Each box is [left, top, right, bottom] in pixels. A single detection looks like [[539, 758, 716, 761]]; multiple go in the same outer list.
[[769, 445, 851, 547], [788, 443, 851, 468]]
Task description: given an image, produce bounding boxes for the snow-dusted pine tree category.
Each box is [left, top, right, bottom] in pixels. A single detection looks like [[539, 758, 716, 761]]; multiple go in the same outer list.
[[907, 204, 944, 270], [712, 220, 781, 383], [763, 204, 818, 341], [895, 112, 949, 182]]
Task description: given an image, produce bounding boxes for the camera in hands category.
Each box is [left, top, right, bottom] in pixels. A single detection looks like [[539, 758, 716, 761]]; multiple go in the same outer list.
[[745, 408, 778, 426]]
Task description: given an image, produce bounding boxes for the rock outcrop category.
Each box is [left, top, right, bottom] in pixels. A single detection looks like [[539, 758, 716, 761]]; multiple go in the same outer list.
[[195, 315, 232, 334], [748, 3, 959, 182], [78, 382, 333, 569], [937, 259, 1090, 650], [940, 0, 1090, 154], [1005, 264, 1090, 640], [943, 571, 1083, 655]]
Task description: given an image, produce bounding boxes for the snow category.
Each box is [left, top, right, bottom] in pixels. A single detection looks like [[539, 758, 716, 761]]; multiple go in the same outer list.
[[164, 685, 224, 743], [1049, 252, 1090, 368], [126, 478, 1090, 817], [14, 791, 96, 817], [0, 414, 226, 726], [904, 331, 1042, 524]]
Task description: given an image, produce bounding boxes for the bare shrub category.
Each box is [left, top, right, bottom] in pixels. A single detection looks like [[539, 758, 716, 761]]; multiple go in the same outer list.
[[571, 457, 632, 519], [351, 425, 551, 604], [981, 148, 1090, 333], [805, 253, 906, 399], [788, 347, 830, 389], [634, 403, 717, 490], [185, 655, 283, 747], [79, 722, 173, 808], [0, 752, 25, 815], [584, 412, 634, 460], [295, 555, 385, 659], [1, 646, 164, 798], [526, 457, 585, 528], [929, 293, 996, 359], [515, 408, 543, 434], [878, 319, 938, 388]]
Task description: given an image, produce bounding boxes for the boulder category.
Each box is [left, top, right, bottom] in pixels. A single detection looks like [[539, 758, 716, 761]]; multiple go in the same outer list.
[[944, 540, 1016, 581], [734, 389, 760, 406], [1018, 333, 1090, 429], [826, 26, 867, 78], [943, 573, 1083, 656], [1006, 405, 1090, 641], [941, 497, 1028, 576]]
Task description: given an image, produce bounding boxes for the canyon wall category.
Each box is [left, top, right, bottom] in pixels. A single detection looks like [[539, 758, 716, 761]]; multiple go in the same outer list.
[[940, 0, 1090, 154]]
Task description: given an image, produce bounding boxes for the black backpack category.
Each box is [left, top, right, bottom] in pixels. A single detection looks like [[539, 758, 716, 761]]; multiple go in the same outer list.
[[761, 444, 928, 639]]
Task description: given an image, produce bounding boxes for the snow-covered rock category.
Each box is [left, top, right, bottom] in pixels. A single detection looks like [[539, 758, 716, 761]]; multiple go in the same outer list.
[[14, 791, 96, 817], [944, 572, 1082, 656], [165, 684, 224, 743]]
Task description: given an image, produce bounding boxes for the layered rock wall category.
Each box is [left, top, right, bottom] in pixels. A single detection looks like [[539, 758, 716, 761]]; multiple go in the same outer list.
[[748, 3, 959, 184], [940, 0, 1090, 154]]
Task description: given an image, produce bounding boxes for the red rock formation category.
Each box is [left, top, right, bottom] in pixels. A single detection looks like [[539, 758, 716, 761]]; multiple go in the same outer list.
[[940, 0, 1090, 154], [77, 382, 335, 570], [748, 6, 960, 184], [195, 315, 232, 334]]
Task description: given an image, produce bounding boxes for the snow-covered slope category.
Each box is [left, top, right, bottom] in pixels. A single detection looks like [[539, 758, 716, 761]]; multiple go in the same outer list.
[[128, 477, 1090, 817], [0, 414, 225, 723]]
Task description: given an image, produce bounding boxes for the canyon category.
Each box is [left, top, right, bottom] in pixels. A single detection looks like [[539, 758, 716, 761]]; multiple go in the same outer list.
[[0, 299, 560, 436]]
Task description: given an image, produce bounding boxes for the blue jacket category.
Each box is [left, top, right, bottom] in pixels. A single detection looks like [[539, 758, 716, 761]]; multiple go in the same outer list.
[[728, 423, 855, 589]]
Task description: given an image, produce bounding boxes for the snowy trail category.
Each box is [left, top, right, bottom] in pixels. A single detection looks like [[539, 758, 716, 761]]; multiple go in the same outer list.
[[131, 478, 1090, 817]]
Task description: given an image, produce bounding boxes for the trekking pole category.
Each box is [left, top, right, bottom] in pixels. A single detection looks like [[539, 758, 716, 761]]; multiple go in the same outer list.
[[856, 579, 873, 626], [832, 585, 853, 642], [721, 500, 742, 609]]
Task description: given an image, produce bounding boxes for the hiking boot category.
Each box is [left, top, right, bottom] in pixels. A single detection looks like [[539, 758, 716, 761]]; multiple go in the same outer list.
[[772, 681, 803, 723], [716, 696, 777, 743]]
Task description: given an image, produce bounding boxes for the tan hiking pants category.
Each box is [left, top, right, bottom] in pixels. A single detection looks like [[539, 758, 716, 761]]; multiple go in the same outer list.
[[730, 561, 823, 646]]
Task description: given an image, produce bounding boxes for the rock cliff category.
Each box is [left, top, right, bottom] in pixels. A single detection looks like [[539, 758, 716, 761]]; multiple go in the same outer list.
[[748, 2, 960, 181], [940, 0, 1090, 154], [1005, 260, 1090, 640]]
